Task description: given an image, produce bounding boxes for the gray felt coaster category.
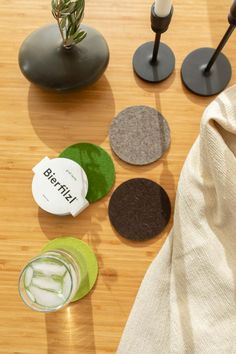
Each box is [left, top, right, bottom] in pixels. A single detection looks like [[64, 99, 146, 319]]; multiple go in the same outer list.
[[109, 106, 170, 165], [108, 178, 171, 241]]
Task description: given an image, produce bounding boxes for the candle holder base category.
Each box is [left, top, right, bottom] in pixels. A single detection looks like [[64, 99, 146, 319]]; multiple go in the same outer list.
[[133, 41, 175, 83], [181, 48, 232, 96]]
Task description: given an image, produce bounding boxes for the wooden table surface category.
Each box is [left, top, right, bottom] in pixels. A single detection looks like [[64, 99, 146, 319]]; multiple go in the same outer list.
[[1, 0, 235, 353]]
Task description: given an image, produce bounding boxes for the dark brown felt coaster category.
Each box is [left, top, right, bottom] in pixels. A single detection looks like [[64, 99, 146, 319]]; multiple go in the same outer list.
[[109, 106, 170, 165], [108, 178, 171, 241]]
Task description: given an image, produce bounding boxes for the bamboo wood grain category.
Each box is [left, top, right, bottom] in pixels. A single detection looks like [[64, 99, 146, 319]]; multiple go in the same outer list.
[[0, 0, 235, 353]]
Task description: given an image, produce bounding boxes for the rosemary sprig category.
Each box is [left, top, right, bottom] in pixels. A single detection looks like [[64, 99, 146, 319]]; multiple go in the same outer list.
[[51, 0, 87, 48]]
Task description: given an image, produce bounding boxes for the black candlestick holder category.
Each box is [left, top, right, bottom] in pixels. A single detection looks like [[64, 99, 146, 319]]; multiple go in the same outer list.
[[133, 4, 175, 83], [181, 1, 236, 96]]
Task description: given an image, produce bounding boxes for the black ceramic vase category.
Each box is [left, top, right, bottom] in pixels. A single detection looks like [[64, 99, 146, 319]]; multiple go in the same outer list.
[[18, 24, 109, 91]]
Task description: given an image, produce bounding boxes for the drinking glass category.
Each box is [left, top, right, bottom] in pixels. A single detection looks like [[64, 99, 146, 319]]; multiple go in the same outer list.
[[19, 249, 81, 312]]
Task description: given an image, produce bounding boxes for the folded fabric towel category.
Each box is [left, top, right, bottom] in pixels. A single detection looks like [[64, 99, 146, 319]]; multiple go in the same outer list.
[[117, 86, 236, 354]]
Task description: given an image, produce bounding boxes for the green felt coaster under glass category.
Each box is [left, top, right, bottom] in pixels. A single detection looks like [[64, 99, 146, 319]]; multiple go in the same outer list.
[[59, 143, 115, 203], [42, 237, 98, 301]]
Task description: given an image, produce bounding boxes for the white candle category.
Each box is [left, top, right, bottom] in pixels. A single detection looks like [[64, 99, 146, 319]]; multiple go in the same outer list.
[[154, 0, 172, 17]]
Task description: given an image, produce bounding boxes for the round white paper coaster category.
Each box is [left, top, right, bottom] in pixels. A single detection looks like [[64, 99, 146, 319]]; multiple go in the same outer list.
[[32, 157, 89, 217]]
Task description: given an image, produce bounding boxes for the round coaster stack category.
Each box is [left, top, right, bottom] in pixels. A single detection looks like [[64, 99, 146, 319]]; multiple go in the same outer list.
[[32, 157, 89, 217], [59, 143, 115, 203], [109, 106, 170, 165], [108, 178, 171, 241]]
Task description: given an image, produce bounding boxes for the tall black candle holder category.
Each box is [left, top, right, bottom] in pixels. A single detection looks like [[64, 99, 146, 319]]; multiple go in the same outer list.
[[181, 1, 236, 96], [133, 4, 175, 83]]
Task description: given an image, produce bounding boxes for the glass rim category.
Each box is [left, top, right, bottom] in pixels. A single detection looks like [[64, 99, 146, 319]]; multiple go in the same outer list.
[[18, 252, 74, 313]]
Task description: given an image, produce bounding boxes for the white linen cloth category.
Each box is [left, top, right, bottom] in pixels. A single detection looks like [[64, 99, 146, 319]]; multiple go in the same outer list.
[[117, 86, 236, 354]]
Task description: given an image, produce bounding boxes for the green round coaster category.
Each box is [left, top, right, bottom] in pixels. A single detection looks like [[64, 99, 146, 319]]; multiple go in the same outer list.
[[59, 143, 115, 203], [42, 237, 98, 301]]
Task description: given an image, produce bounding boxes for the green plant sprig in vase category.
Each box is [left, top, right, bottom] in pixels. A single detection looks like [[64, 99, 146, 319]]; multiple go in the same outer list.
[[52, 0, 87, 49]]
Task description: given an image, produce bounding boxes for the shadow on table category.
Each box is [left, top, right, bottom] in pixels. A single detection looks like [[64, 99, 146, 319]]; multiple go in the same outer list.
[[37, 195, 115, 281], [45, 294, 96, 354], [39, 195, 118, 352], [37, 190, 111, 240], [180, 83, 213, 106], [27, 75, 115, 153], [133, 67, 176, 103], [40, 204, 100, 354]]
